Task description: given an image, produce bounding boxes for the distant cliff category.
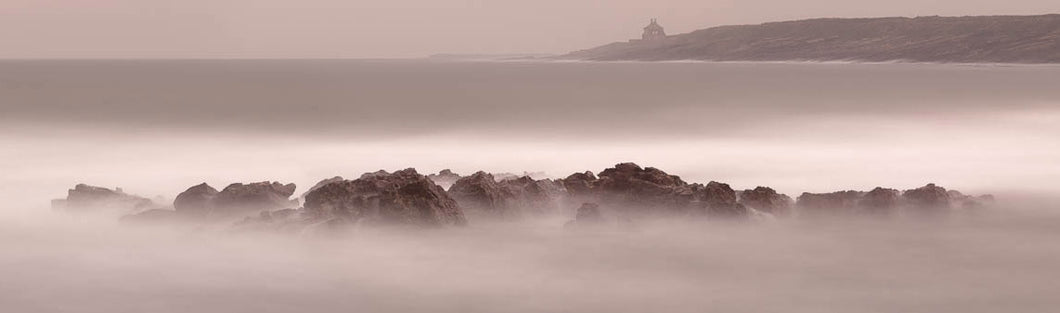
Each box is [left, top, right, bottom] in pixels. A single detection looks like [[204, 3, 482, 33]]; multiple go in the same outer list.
[[564, 15, 1060, 63]]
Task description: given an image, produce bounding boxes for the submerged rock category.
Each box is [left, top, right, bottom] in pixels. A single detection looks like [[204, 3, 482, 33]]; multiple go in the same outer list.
[[738, 187, 794, 217], [51, 184, 158, 214], [303, 169, 467, 227]]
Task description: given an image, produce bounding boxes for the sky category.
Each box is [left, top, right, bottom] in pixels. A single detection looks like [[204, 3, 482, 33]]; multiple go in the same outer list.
[[1, 0, 1057, 58]]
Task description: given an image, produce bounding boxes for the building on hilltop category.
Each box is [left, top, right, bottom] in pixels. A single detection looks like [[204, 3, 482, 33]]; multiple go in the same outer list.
[[629, 18, 667, 44], [642, 18, 666, 41]]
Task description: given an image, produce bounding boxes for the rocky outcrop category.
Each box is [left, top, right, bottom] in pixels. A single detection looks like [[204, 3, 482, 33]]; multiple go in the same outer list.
[[173, 183, 219, 217], [449, 172, 513, 216], [498, 176, 567, 215], [426, 170, 462, 190], [564, 203, 605, 228], [449, 172, 567, 218], [859, 187, 901, 215], [212, 182, 298, 215], [303, 169, 467, 227], [796, 191, 865, 215], [902, 183, 952, 212], [301, 176, 344, 199], [560, 163, 755, 219], [739, 187, 794, 217], [560, 171, 598, 198], [51, 184, 158, 214]]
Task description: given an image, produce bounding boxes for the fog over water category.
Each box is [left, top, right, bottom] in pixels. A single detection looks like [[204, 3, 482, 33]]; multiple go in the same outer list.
[[2, 60, 1060, 312]]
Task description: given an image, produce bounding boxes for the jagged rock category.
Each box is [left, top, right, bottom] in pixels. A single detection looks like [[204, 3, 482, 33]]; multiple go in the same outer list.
[[449, 172, 515, 216], [212, 181, 298, 215], [303, 169, 466, 227], [51, 184, 157, 214], [739, 187, 794, 217], [560, 163, 754, 219], [860, 187, 901, 215], [697, 181, 752, 218], [593, 163, 690, 209], [448, 172, 565, 218], [173, 183, 218, 217], [426, 170, 462, 190], [498, 176, 567, 214], [301, 176, 344, 199], [560, 171, 598, 198], [797, 190, 864, 215], [902, 183, 952, 211]]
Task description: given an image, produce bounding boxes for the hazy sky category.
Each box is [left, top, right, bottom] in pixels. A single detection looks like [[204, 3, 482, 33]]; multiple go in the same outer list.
[[1, 0, 1057, 58]]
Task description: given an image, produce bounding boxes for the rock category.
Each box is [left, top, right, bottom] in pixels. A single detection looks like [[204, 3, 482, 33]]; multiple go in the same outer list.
[[796, 190, 864, 215], [303, 168, 467, 227], [449, 172, 515, 216], [51, 184, 158, 214], [498, 176, 567, 215], [173, 183, 219, 217], [212, 181, 298, 216], [697, 181, 753, 218], [559, 163, 754, 219], [738, 187, 794, 217], [859, 187, 901, 216], [564, 203, 606, 228], [573, 203, 604, 223], [448, 172, 565, 218], [301, 176, 344, 199], [426, 170, 462, 190], [902, 183, 952, 212], [560, 171, 598, 198], [592, 163, 690, 210]]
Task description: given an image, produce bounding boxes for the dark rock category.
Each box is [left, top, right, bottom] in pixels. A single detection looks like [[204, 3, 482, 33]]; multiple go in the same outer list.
[[859, 187, 901, 215], [449, 172, 566, 218], [301, 176, 344, 199], [52, 184, 157, 214], [796, 190, 864, 215], [303, 168, 466, 227], [449, 172, 515, 216], [560, 163, 755, 219], [739, 187, 794, 217], [173, 183, 218, 217], [212, 181, 298, 215], [697, 181, 752, 218], [498, 176, 567, 215], [902, 183, 952, 211], [560, 171, 597, 198]]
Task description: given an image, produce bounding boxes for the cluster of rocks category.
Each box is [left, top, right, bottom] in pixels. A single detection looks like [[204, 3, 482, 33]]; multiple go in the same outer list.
[[558, 163, 754, 220], [51, 162, 996, 230], [796, 183, 994, 217], [448, 172, 566, 219], [52, 184, 160, 214]]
